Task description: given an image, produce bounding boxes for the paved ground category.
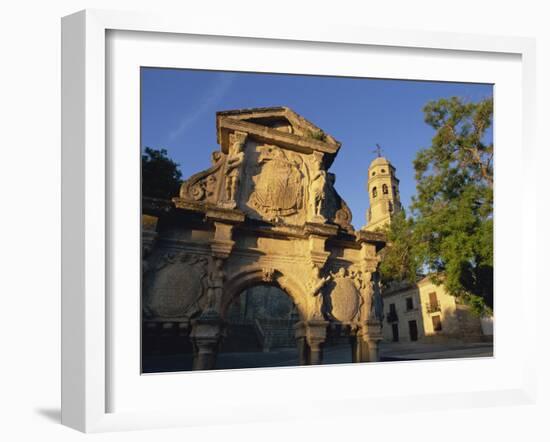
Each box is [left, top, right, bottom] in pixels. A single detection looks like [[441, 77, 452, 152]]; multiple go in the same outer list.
[[143, 340, 493, 373], [379, 340, 493, 361]]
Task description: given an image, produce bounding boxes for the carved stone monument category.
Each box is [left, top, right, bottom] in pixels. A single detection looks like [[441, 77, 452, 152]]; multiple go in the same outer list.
[[142, 106, 386, 370]]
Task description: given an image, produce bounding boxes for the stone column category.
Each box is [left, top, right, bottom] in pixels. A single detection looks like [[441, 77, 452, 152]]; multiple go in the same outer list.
[[357, 319, 383, 363], [190, 313, 225, 370], [351, 330, 364, 362], [350, 334, 360, 363], [367, 339, 380, 363], [294, 320, 328, 365], [308, 340, 324, 365], [351, 332, 370, 363], [295, 335, 309, 365]]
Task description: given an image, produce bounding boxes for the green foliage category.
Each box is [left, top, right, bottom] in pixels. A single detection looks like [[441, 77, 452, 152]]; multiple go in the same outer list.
[[142, 147, 182, 199], [412, 96, 494, 311], [460, 293, 492, 317], [379, 96, 493, 314], [378, 209, 420, 286]]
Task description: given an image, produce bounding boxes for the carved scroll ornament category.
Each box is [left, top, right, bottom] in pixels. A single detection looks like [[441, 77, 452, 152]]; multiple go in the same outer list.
[[178, 151, 224, 204]]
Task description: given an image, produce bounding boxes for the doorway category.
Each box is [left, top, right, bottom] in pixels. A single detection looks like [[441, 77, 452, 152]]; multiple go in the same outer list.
[[391, 323, 399, 342], [408, 320, 418, 341]]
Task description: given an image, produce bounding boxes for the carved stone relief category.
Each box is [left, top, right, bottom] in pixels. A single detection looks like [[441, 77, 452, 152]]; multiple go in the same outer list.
[[248, 145, 304, 223], [325, 173, 354, 232], [179, 151, 225, 204], [145, 253, 209, 320], [325, 268, 361, 323], [143, 107, 387, 369], [305, 264, 330, 320], [204, 257, 225, 315], [308, 153, 327, 223], [261, 267, 276, 283], [348, 265, 373, 320], [220, 131, 247, 208]]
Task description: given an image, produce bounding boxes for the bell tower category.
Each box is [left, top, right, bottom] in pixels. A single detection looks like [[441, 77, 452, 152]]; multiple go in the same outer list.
[[363, 155, 401, 231]]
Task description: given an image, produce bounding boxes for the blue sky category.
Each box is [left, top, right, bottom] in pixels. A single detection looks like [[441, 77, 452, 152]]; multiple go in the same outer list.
[[141, 68, 493, 229]]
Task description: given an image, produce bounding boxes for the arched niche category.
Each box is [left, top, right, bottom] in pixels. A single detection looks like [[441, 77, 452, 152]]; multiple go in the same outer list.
[[221, 266, 308, 322]]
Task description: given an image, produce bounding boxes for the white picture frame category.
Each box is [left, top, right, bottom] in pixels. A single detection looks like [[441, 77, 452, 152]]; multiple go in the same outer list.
[[61, 9, 537, 433]]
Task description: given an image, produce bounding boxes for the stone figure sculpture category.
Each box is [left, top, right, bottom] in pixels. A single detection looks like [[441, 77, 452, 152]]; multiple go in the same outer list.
[[348, 266, 375, 321], [310, 156, 327, 222], [206, 258, 225, 314], [306, 265, 331, 319], [223, 132, 246, 206]]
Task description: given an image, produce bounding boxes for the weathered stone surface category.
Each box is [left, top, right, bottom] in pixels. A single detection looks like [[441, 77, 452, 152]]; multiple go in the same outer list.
[[144, 253, 209, 320], [326, 269, 360, 322], [143, 106, 386, 369]]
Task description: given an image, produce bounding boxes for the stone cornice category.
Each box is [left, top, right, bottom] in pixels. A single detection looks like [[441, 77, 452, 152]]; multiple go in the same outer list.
[[304, 221, 339, 238], [355, 229, 386, 250], [142, 196, 174, 216], [218, 117, 340, 168]]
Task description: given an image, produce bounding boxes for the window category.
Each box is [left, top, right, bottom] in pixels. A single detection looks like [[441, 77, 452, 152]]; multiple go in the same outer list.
[[392, 185, 397, 195], [405, 297, 413, 311], [382, 184, 388, 194], [371, 171, 376, 176], [372, 187, 377, 198], [388, 201, 393, 212], [387, 303, 398, 323], [429, 292, 438, 309], [432, 315, 442, 331], [381, 168, 386, 173]]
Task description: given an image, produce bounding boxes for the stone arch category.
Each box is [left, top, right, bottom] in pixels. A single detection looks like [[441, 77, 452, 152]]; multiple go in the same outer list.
[[142, 106, 387, 371], [221, 266, 307, 321]]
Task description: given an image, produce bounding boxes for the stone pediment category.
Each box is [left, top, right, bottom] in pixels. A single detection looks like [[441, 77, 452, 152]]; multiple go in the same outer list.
[[174, 107, 353, 231], [216, 107, 341, 169]]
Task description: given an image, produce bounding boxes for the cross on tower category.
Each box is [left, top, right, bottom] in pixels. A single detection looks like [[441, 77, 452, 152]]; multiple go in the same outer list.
[[373, 143, 383, 158]]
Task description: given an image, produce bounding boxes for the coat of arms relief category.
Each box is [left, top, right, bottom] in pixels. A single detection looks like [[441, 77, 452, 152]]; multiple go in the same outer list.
[[173, 108, 353, 231], [247, 145, 305, 223]]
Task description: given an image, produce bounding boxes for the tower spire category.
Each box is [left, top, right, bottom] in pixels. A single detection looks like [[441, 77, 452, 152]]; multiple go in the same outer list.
[[362, 154, 401, 231]]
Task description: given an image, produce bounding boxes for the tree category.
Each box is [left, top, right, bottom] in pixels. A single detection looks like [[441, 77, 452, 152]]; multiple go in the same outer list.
[[142, 147, 182, 199], [412, 96, 493, 314], [378, 209, 420, 287], [378, 97, 493, 315]]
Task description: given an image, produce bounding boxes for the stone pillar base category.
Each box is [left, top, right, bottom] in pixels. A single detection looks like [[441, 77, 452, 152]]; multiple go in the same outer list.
[[356, 319, 383, 363], [294, 320, 328, 365], [351, 334, 370, 363], [190, 313, 225, 370]]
